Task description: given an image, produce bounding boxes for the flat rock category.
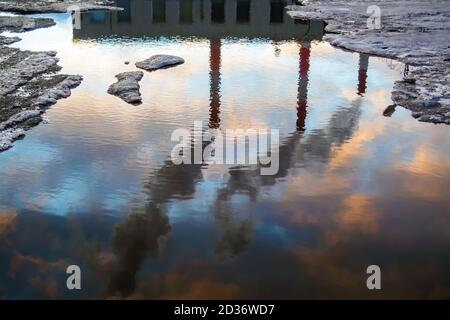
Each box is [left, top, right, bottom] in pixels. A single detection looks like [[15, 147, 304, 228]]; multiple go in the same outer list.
[[32, 75, 83, 108], [0, 15, 55, 33], [107, 71, 144, 104], [0, 35, 21, 45], [0, 0, 122, 14], [0, 49, 61, 96], [0, 15, 83, 153], [418, 114, 444, 124], [135, 55, 184, 71], [0, 128, 25, 152]]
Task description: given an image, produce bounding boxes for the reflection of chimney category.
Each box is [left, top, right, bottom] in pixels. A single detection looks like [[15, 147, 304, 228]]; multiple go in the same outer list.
[[358, 53, 369, 95], [209, 38, 222, 129], [297, 40, 310, 131]]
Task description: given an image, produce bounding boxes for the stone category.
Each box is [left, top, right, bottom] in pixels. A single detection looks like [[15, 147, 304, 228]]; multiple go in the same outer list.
[[32, 75, 83, 108], [0, 50, 61, 96], [0, 128, 25, 152], [0, 15, 55, 33], [383, 105, 396, 117], [417, 98, 441, 109], [0, 110, 42, 131], [107, 71, 144, 104], [288, 0, 450, 125], [0, 15, 83, 153], [0, 35, 21, 45], [135, 55, 185, 71], [418, 114, 444, 123], [403, 77, 416, 84], [0, 0, 122, 14]]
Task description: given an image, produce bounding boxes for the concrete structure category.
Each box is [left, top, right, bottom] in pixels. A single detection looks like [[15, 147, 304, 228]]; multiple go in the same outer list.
[[74, 0, 324, 41]]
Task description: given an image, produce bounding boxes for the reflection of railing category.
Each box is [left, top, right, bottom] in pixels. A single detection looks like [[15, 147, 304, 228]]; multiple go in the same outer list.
[[74, 0, 325, 40]]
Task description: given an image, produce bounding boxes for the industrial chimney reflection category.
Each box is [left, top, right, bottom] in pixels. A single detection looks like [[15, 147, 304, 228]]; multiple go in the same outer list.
[[358, 53, 369, 95], [297, 40, 311, 131], [209, 38, 222, 129]]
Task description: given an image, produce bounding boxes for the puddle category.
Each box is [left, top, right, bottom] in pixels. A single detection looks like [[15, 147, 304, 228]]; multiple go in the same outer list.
[[0, 0, 449, 299]]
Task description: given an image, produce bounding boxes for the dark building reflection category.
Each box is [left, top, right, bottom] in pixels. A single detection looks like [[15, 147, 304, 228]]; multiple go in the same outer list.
[[153, 0, 166, 23], [211, 0, 225, 23], [89, 11, 107, 24], [179, 0, 194, 23], [236, 0, 251, 24], [75, 0, 325, 40], [117, 0, 132, 23], [357, 53, 369, 95], [270, 0, 287, 24]]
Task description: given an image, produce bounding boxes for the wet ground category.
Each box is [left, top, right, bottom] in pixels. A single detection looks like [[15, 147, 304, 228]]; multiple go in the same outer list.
[[289, 0, 450, 124], [0, 14, 83, 152], [0, 0, 120, 14], [0, 0, 449, 299]]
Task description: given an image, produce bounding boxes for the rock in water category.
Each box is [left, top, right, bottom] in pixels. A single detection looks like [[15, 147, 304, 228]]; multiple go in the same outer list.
[[0, 35, 21, 45], [383, 104, 397, 117], [135, 55, 185, 71], [108, 71, 144, 104]]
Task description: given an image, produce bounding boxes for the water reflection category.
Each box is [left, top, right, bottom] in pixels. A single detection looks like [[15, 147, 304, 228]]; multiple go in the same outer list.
[[75, 0, 324, 40], [76, 0, 326, 131], [107, 203, 170, 297], [297, 40, 310, 131], [209, 38, 222, 129], [0, 0, 449, 299], [107, 153, 206, 297], [358, 53, 369, 95]]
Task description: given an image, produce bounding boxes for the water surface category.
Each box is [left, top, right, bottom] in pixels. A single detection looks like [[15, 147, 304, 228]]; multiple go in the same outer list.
[[0, 0, 449, 299]]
